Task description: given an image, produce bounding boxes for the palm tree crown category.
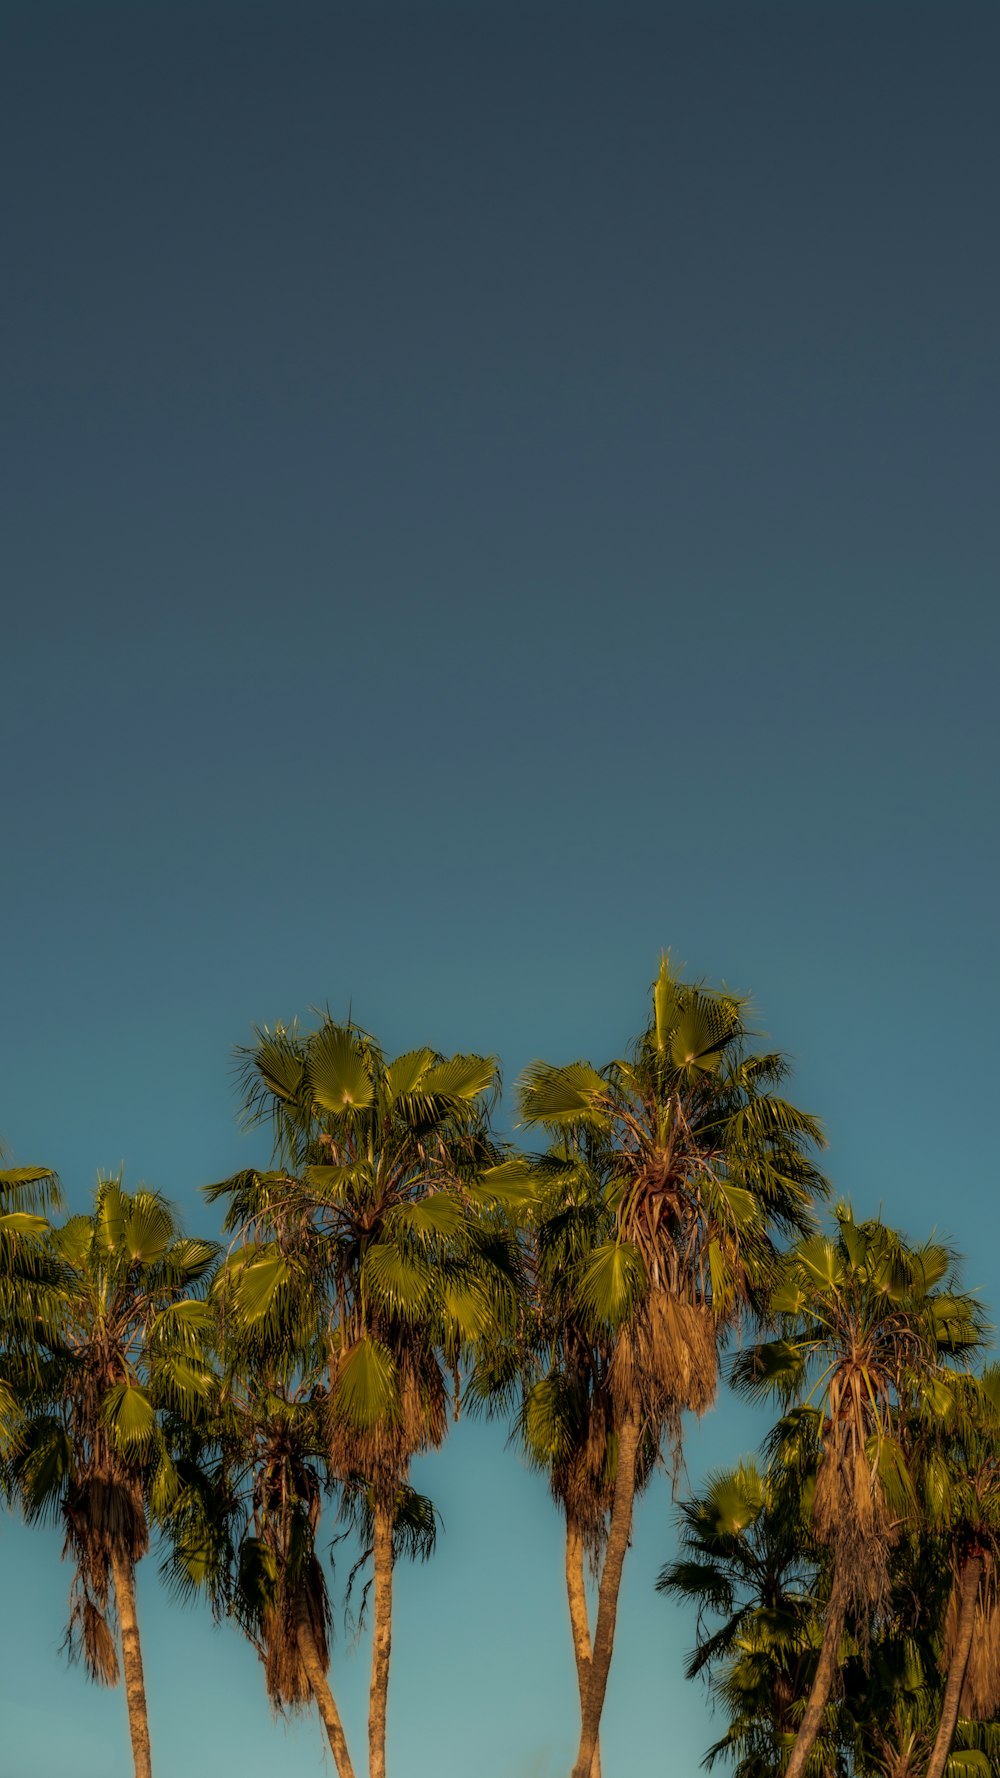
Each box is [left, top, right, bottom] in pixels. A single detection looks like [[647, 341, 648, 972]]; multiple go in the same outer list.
[[6, 1175, 217, 1778], [731, 1204, 987, 1778], [518, 957, 827, 1778], [208, 1017, 520, 1778]]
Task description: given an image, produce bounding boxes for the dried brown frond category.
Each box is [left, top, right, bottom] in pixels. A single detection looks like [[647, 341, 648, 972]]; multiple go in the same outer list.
[[262, 1556, 332, 1712], [634, 1291, 717, 1421], [812, 1441, 891, 1611], [62, 1469, 149, 1623], [558, 1388, 614, 1562], [65, 1583, 119, 1686], [326, 1345, 447, 1506]]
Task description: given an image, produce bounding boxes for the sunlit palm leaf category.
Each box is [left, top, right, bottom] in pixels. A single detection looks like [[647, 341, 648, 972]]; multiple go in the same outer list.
[[101, 1383, 157, 1454], [95, 1179, 127, 1252], [440, 1282, 493, 1343], [53, 1215, 94, 1266], [575, 1240, 645, 1330], [301, 1163, 356, 1202], [362, 1244, 433, 1321], [519, 1059, 609, 1128], [0, 1212, 49, 1241], [148, 1355, 215, 1415], [0, 1166, 62, 1213], [383, 1049, 438, 1105], [232, 1253, 294, 1328], [121, 1195, 173, 1264], [471, 1161, 537, 1213], [409, 1054, 496, 1106], [149, 1299, 215, 1351], [307, 1023, 374, 1114], [253, 1031, 307, 1106], [334, 1337, 399, 1430], [389, 1195, 465, 1243]]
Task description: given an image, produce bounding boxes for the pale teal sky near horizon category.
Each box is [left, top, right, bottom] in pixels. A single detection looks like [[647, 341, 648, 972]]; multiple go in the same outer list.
[[3, 2, 999, 1774]]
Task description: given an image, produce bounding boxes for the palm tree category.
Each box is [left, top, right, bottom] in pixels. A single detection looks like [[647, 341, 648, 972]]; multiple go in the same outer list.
[[657, 1459, 827, 1778], [0, 1146, 63, 1450], [731, 1205, 986, 1778], [922, 1365, 1000, 1778], [0, 1150, 60, 1217], [835, 1529, 949, 1778], [519, 958, 826, 1778], [5, 1175, 218, 1778], [166, 1344, 358, 1778], [207, 1017, 520, 1778], [508, 1140, 617, 1778]]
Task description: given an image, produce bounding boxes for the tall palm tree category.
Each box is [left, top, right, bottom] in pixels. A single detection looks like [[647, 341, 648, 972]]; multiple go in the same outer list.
[[502, 1136, 654, 1778], [512, 1143, 614, 1778], [835, 1528, 949, 1778], [657, 1459, 827, 1778], [208, 1017, 521, 1778], [922, 1365, 1000, 1778], [0, 1146, 62, 1449], [519, 958, 826, 1778], [5, 1175, 218, 1778], [166, 1344, 359, 1778], [731, 1205, 986, 1778]]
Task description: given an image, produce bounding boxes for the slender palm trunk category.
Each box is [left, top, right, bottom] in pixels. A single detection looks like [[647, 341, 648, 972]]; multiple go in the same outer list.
[[783, 1565, 850, 1778], [110, 1551, 152, 1778], [295, 1604, 357, 1778], [368, 1502, 393, 1778], [926, 1554, 982, 1778], [565, 1517, 601, 1778], [570, 1408, 641, 1778]]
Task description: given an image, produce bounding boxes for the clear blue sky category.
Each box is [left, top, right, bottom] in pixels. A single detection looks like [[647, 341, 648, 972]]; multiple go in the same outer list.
[[3, 2, 999, 1774]]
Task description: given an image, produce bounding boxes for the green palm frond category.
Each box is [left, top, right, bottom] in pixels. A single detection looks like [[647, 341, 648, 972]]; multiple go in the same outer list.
[[520, 1372, 585, 1469], [147, 1355, 215, 1416], [116, 1192, 173, 1264], [301, 1163, 356, 1202], [11, 1418, 73, 1519], [251, 1027, 308, 1107], [0, 1211, 50, 1242], [149, 1299, 215, 1351], [161, 1237, 218, 1286], [228, 1251, 295, 1331], [519, 1060, 610, 1129], [471, 1159, 537, 1214], [439, 1279, 494, 1344], [362, 1244, 434, 1321], [382, 1049, 438, 1105], [94, 1177, 128, 1251], [575, 1240, 646, 1331], [657, 1558, 738, 1615], [334, 1337, 399, 1431], [408, 1053, 497, 1107], [388, 1195, 465, 1243], [730, 1340, 807, 1402], [307, 1022, 375, 1114], [0, 1165, 62, 1214], [101, 1383, 157, 1455]]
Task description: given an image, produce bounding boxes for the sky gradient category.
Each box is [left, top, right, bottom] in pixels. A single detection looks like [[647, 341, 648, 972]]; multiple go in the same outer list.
[[3, 3, 999, 1774]]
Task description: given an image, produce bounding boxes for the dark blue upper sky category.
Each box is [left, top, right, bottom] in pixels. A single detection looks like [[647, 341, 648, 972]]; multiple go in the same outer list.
[[3, 3, 999, 1774]]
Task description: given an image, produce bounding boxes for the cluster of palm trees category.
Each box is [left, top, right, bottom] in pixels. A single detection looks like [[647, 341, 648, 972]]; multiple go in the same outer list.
[[662, 1214, 1000, 1777], [0, 958, 996, 1778]]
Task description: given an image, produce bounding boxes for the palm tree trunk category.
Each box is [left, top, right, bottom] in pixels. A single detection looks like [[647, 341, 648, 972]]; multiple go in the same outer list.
[[926, 1554, 982, 1778], [295, 1604, 357, 1778], [783, 1565, 849, 1778], [110, 1551, 152, 1778], [368, 1501, 393, 1778], [570, 1407, 641, 1778], [565, 1516, 601, 1778]]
